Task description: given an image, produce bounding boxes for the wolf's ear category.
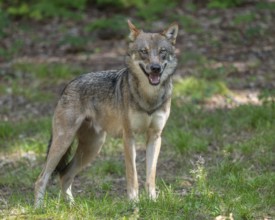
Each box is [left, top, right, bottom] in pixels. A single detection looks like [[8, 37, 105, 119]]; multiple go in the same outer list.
[[162, 22, 178, 45], [128, 20, 140, 42]]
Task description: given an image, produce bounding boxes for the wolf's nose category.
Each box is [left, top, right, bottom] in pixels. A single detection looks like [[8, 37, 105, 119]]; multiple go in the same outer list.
[[150, 64, 161, 73]]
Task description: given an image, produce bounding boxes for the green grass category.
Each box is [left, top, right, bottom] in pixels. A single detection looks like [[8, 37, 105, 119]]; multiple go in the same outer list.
[[207, 0, 245, 9], [180, 52, 207, 66], [0, 117, 51, 154], [174, 76, 230, 101], [0, 117, 50, 141], [3, 0, 86, 20], [136, 0, 176, 22], [256, 2, 275, 10], [0, 39, 22, 60], [85, 15, 126, 32], [0, 62, 85, 103], [233, 12, 255, 25], [164, 93, 275, 219], [12, 62, 83, 81], [0, 80, 54, 102], [1, 100, 274, 219], [178, 15, 203, 34], [0, 61, 274, 219]]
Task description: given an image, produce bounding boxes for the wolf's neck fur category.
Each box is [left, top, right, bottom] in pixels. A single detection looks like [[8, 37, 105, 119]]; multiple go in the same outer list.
[[126, 68, 172, 114]]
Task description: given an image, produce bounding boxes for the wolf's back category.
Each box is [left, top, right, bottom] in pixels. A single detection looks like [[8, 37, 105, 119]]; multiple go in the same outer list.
[[59, 68, 128, 105]]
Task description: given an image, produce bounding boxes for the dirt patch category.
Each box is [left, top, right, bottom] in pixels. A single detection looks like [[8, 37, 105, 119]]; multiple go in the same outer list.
[[0, 4, 274, 214]]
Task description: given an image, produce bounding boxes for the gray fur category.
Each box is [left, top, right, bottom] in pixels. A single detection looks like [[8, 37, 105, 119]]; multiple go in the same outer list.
[[34, 21, 179, 207]]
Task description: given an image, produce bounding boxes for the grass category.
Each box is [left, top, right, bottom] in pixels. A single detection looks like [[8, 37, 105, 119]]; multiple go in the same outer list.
[[166, 102, 275, 219], [0, 62, 85, 103], [174, 76, 230, 101], [207, 0, 245, 9], [0, 62, 274, 219], [1, 102, 274, 219], [177, 53, 234, 102], [233, 13, 255, 26], [0, 39, 22, 60], [0, 117, 50, 142], [85, 16, 126, 32], [178, 15, 203, 34], [12, 62, 83, 81], [136, 0, 176, 22], [1, 1, 274, 217]]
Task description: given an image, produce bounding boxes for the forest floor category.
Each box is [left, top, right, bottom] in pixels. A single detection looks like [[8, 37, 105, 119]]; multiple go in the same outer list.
[[0, 2, 275, 219]]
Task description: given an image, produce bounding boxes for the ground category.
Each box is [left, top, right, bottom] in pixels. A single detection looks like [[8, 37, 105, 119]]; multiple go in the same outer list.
[[0, 2, 275, 219]]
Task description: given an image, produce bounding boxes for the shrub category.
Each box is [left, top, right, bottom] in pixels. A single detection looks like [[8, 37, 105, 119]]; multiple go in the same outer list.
[[207, 0, 244, 9]]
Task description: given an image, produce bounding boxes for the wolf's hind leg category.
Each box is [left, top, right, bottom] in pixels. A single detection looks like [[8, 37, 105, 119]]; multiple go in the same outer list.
[[34, 111, 84, 208], [59, 120, 106, 204]]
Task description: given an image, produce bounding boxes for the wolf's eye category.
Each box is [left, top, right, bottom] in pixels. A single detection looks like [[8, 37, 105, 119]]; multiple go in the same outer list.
[[139, 49, 148, 55], [160, 48, 167, 54]]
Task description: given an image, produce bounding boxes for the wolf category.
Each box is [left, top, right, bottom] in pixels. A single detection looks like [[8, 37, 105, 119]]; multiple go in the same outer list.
[[34, 20, 178, 207]]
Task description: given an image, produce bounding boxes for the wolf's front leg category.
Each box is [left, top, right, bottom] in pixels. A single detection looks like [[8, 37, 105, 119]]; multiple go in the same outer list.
[[123, 131, 139, 201], [145, 129, 162, 200]]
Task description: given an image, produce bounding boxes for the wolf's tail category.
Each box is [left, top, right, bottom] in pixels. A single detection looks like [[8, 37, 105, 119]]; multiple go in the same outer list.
[[46, 135, 73, 175]]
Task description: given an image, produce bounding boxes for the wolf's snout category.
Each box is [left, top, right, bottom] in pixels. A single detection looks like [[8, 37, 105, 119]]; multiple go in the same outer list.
[[150, 64, 161, 74]]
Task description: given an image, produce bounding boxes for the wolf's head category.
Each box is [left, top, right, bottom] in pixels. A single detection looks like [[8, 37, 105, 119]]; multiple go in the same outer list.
[[126, 20, 178, 86]]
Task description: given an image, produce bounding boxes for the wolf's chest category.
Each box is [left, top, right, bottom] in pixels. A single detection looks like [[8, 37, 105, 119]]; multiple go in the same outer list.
[[128, 109, 152, 133]]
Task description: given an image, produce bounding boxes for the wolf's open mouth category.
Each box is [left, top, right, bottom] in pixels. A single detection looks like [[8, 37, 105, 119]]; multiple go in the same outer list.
[[139, 64, 161, 86], [148, 73, 161, 85]]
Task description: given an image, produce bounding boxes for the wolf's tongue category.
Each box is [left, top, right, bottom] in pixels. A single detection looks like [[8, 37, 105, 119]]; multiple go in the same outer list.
[[149, 74, 160, 85]]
